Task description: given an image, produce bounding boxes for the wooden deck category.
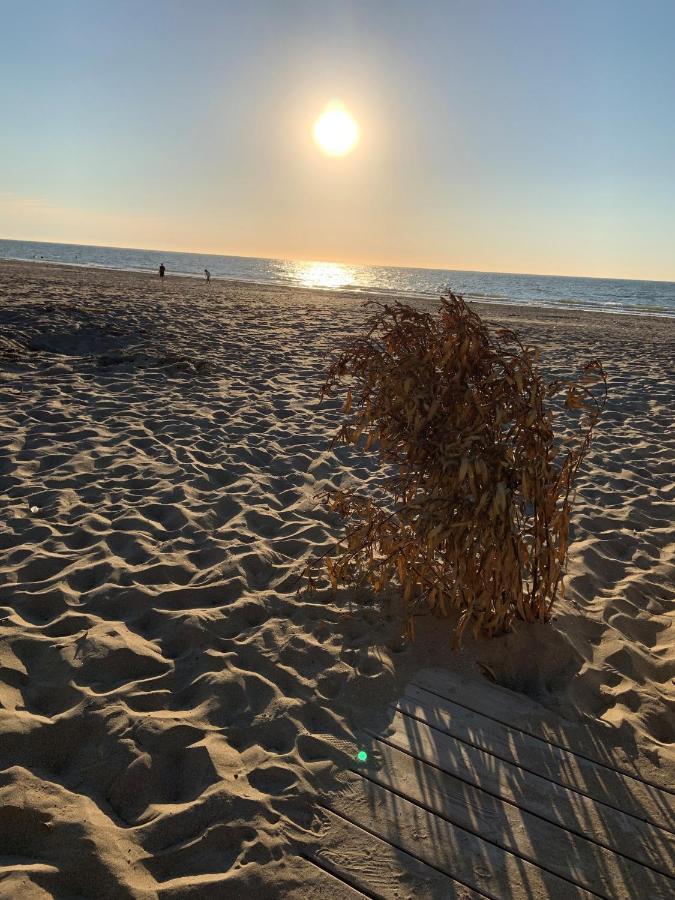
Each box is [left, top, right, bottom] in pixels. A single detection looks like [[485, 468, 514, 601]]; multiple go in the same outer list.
[[299, 669, 675, 899]]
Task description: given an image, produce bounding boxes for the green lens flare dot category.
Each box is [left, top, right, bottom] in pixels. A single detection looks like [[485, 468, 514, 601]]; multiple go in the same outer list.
[[357, 750, 368, 763]]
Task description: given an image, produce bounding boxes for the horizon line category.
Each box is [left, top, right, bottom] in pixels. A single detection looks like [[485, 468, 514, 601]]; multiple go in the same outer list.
[[1, 234, 674, 286]]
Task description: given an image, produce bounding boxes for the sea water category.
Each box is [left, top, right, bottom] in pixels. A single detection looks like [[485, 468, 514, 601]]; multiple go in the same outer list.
[[1, 238, 673, 317]]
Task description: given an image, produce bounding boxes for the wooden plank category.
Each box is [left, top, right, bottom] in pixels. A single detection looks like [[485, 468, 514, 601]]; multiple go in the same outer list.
[[306, 805, 485, 899], [411, 671, 675, 831], [157, 856, 367, 900], [358, 736, 674, 899], [410, 669, 675, 786], [393, 696, 675, 875], [286, 854, 372, 899], [327, 770, 595, 900]]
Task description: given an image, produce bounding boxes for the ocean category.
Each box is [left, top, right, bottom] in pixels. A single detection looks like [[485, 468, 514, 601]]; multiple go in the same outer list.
[[1, 238, 674, 317]]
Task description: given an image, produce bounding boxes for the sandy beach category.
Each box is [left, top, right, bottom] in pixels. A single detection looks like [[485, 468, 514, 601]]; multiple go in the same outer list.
[[0, 259, 673, 898]]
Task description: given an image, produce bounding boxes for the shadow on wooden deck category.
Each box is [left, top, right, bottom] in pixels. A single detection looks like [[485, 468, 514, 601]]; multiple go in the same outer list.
[[299, 669, 674, 899]]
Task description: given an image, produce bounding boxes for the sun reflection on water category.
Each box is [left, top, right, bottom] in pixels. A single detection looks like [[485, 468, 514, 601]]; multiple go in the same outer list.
[[288, 260, 356, 290]]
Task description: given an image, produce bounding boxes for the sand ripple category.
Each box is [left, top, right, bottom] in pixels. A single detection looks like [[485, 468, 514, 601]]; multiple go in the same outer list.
[[0, 262, 672, 896]]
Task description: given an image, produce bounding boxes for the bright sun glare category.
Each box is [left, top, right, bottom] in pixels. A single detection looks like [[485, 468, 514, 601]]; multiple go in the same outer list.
[[313, 101, 360, 157]]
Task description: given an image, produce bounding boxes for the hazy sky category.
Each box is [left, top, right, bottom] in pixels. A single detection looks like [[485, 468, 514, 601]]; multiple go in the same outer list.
[[2, 0, 674, 279]]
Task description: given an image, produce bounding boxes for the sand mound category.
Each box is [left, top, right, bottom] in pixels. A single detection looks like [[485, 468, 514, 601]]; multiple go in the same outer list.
[[476, 622, 584, 708]]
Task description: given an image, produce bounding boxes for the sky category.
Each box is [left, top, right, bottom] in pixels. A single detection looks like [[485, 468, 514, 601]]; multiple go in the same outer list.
[[1, 0, 674, 280]]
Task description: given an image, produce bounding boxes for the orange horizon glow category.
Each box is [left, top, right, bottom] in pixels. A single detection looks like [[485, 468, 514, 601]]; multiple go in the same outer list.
[[3, 230, 674, 284]]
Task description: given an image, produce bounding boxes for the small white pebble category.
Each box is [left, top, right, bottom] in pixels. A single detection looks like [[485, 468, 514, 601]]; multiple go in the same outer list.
[[30, 506, 39, 513]]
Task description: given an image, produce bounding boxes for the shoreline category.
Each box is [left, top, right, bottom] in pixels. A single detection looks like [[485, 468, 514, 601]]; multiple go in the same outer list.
[[1, 254, 673, 319]]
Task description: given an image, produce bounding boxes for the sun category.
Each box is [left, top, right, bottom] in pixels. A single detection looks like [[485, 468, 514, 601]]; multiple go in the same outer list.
[[313, 100, 360, 157]]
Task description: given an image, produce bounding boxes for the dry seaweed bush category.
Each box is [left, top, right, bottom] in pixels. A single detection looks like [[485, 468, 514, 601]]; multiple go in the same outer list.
[[304, 291, 607, 646]]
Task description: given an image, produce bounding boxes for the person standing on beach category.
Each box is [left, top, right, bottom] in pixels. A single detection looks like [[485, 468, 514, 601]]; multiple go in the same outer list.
[[204, 268, 211, 282], [159, 263, 166, 279]]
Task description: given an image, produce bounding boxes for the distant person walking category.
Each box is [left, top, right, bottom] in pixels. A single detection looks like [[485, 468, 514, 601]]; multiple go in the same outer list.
[[204, 268, 211, 282], [159, 263, 166, 279]]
